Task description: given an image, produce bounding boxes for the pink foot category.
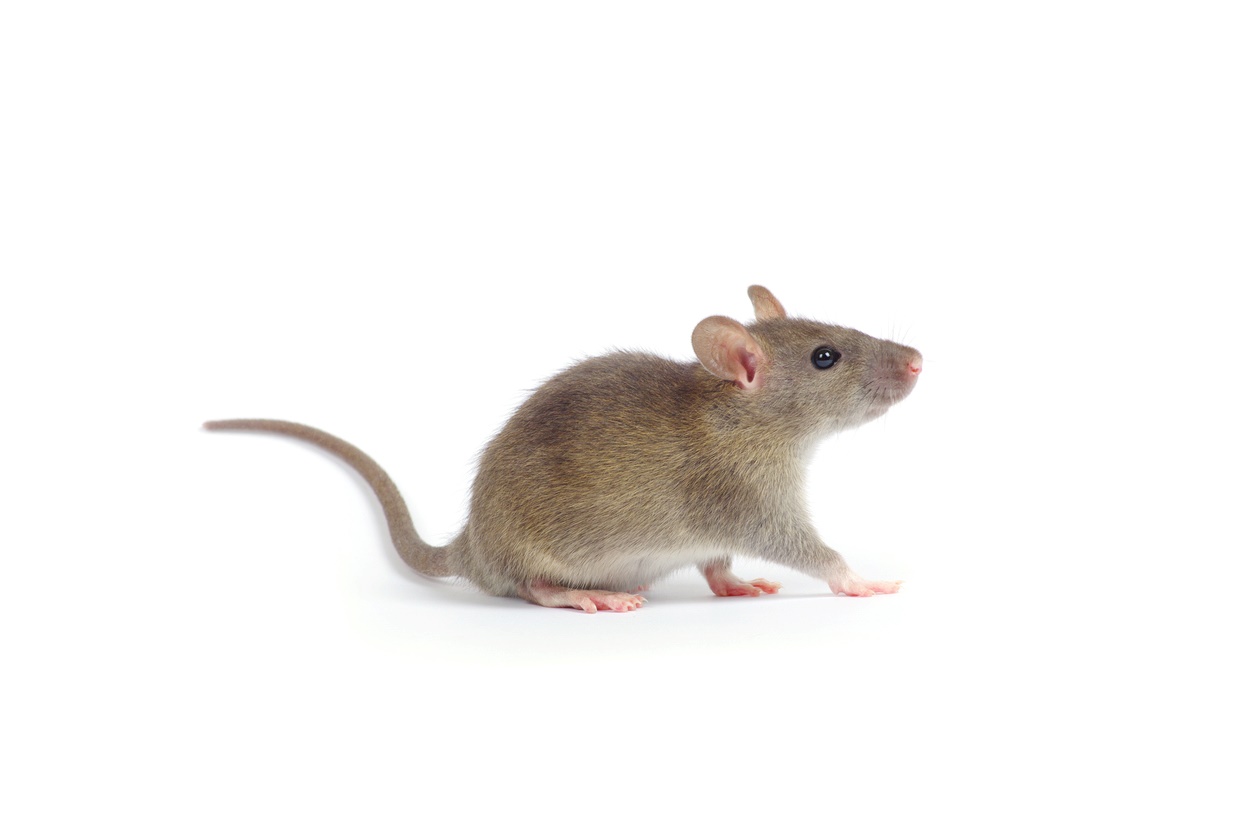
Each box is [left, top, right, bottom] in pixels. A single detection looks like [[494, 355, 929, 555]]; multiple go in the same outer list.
[[711, 576, 782, 597], [829, 575, 903, 597], [701, 561, 782, 598], [522, 580, 646, 613]]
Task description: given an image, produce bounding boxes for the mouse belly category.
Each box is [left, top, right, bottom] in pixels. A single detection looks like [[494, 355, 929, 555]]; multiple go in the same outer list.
[[511, 542, 726, 593], [458, 524, 726, 596], [570, 544, 726, 591]]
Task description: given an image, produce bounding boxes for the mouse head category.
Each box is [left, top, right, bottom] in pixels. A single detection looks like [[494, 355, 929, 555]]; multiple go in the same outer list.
[[692, 286, 923, 432]]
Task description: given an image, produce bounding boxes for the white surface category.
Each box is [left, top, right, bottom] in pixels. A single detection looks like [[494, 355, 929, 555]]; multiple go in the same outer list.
[[2, 2, 1255, 830]]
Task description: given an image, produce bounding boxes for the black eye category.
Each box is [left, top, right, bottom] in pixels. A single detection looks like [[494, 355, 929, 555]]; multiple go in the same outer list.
[[811, 347, 839, 369]]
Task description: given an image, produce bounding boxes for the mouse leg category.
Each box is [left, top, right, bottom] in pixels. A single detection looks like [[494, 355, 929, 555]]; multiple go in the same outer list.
[[818, 549, 902, 595], [755, 529, 901, 597], [519, 579, 646, 614], [700, 557, 782, 597]]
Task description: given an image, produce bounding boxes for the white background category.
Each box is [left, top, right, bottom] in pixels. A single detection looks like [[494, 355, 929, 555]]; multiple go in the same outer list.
[[2, 2, 1255, 830]]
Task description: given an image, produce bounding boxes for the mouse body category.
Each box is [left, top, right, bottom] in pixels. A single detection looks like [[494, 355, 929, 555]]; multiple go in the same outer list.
[[206, 286, 922, 612]]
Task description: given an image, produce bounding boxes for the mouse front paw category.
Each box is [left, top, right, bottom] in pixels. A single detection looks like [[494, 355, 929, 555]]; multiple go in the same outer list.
[[700, 559, 782, 597], [828, 576, 902, 597], [710, 576, 783, 597]]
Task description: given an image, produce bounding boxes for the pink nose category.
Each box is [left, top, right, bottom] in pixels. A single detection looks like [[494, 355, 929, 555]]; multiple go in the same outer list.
[[907, 359, 922, 375]]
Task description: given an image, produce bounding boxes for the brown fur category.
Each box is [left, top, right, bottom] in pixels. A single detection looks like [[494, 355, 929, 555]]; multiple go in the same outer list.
[[205, 286, 922, 610]]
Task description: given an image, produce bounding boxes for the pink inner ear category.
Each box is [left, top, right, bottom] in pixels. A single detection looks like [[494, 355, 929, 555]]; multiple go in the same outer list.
[[692, 315, 767, 389], [738, 348, 758, 387]]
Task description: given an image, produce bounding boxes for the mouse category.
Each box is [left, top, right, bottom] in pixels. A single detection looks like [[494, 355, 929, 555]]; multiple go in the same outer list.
[[205, 285, 923, 613]]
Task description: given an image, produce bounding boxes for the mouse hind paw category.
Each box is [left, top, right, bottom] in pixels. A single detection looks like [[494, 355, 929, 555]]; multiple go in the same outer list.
[[521, 580, 646, 613]]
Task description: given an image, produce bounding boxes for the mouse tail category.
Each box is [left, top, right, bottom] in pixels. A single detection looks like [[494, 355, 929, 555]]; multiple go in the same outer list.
[[203, 419, 456, 578]]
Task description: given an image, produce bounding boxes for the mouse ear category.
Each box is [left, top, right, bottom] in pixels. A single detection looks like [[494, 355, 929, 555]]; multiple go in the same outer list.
[[692, 315, 767, 390], [748, 285, 787, 321]]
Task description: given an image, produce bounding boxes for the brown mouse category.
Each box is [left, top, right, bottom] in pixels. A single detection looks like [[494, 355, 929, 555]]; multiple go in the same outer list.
[[205, 285, 922, 612]]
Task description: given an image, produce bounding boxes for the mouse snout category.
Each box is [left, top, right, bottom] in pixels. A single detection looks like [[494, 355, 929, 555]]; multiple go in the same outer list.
[[866, 345, 922, 407], [896, 349, 922, 396], [906, 349, 923, 378]]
